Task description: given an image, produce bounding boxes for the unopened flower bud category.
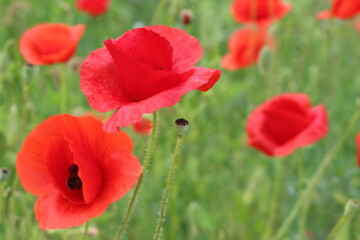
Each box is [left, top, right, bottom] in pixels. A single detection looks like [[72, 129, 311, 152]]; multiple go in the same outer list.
[[181, 9, 193, 25], [0, 167, 10, 181], [344, 199, 360, 216], [175, 118, 189, 136]]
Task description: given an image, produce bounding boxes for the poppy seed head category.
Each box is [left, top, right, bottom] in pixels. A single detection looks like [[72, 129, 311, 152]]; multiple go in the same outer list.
[[175, 118, 189, 136]]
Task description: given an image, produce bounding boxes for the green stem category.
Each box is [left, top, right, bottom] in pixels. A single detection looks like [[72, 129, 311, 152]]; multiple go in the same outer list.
[[153, 135, 183, 240], [81, 222, 89, 240], [327, 215, 348, 240], [151, 0, 168, 25], [261, 158, 283, 240], [114, 111, 158, 240], [275, 111, 360, 240], [60, 64, 67, 113]]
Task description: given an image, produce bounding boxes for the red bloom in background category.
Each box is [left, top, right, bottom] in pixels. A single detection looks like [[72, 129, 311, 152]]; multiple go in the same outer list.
[[16, 114, 141, 230], [133, 118, 152, 135], [246, 93, 328, 157], [231, 0, 291, 25], [222, 26, 274, 70], [355, 20, 360, 32], [76, 0, 110, 17], [317, 0, 360, 20], [81, 25, 221, 132], [20, 23, 85, 65]]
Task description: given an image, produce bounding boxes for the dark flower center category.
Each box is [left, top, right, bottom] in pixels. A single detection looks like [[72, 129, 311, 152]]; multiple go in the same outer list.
[[67, 164, 82, 190]]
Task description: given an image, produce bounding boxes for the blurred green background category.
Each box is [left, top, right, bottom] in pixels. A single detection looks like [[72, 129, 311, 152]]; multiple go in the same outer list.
[[1, 0, 360, 239]]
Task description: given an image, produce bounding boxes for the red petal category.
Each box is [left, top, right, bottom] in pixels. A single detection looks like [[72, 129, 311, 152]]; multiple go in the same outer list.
[[45, 137, 84, 203], [103, 67, 215, 131], [35, 152, 141, 230], [145, 25, 203, 72], [104, 40, 188, 101], [80, 47, 134, 112], [108, 28, 173, 71], [19, 24, 85, 65]]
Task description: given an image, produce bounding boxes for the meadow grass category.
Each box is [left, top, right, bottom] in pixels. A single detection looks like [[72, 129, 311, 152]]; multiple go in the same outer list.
[[1, 0, 360, 239]]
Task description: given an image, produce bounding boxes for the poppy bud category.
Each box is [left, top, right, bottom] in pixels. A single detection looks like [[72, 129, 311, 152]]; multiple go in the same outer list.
[[181, 9, 193, 25], [344, 199, 360, 216], [175, 118, 189, 136], [0, 167, 10, 181]]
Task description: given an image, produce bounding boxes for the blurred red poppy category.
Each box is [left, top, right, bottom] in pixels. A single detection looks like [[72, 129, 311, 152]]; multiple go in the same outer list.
[[246, 93, 328, 157], [132, 118, 152, 135], [16, 114, 142, 230], [76, 0, 110, 17], [317, 0, 360, 20], [231, 0, 291, 25], [355, 20, 360, 32], [80, 25, 221, 132], [222, 26, 274, 70], [20, 23, 85, 65]]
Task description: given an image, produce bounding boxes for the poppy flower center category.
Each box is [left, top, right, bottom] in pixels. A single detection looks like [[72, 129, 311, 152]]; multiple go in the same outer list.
[[67, 164, 82, 190]]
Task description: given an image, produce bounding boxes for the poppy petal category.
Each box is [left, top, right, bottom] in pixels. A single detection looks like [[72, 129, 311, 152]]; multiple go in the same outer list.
[[103, 66, 216, 131], [80, 47, 134, 112], [145, 25, 202, 72], [35, 152, 141, 230]]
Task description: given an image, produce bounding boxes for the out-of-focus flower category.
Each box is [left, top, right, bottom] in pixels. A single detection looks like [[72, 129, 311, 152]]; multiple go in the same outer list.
[[317, 0, 360, 20], [132, 118, 152, 135], [246, 93, 328, 157], [222, 26, 274, 70], [76, 0, 111, 17], [231, 0, 291, 26], [80, 25, 221, 132], [16, 114, 142, 230], [181, 9, 193, 25], [20, 23, 85, 65]]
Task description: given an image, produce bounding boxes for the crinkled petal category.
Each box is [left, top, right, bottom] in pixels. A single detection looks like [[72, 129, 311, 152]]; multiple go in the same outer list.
[[80, 47, 134, 112], [35, 152, 141, 230], [145, 25, 203, 72], [108, 28, 173, 71], [103, 67, 216, 132]]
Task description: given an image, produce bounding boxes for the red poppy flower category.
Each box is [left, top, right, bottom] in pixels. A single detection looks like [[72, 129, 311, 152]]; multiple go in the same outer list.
[[132, 118, 152, 135], [222, 26, 274, 70], [317, 0, 360, 20], [231, 0, 291, 25], [20, 23, 85, 65], [16, 114, 142, 230], [246, 93, 328, 157], [76, 0, 110, 17], [80, 25, 221, 132], [355, 20, 360, 32]]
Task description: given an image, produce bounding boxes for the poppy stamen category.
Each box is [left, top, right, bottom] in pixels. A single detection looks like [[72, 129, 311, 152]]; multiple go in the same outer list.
[[67, 164, 82, 190]]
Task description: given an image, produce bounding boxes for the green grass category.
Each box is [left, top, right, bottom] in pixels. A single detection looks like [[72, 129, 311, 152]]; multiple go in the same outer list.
[[1, 0, 360, 239]]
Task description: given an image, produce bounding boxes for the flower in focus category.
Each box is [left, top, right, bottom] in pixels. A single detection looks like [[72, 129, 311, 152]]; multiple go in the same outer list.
[[76, 0, 111, 17], [16, 114, 142, 230], [222, 26, 274, 70], [246, 93, 328, 157], [80, 25, 221, 132], [20, 23, 85, 65], [317, 0, 360, 20], [231, 0, 291, 25], [132, 118, 152, 135]]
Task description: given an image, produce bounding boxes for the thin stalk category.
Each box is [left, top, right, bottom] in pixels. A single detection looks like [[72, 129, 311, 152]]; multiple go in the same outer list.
[[81, 222, 89, 240], [261, 158, 283, 240], [275, 111, 360, 240], [114, 111, 158, 240], [327, 215, 348, 240], [60, 64, 67, 113], [153, 135, 183, 240], [151, 0, 168, 25]]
